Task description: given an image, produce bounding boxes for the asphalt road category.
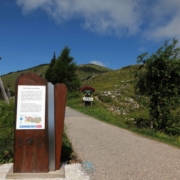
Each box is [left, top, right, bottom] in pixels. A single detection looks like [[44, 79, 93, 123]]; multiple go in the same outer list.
[[65, 107, 180, 180]]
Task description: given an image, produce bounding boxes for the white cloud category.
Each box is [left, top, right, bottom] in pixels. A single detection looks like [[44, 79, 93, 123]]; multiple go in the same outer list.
[[16, 0, 142, 36], [16, 0, 50, 12], [16, 0, 180, 41], [142, 0, 180, 41], [90, 60, 106, 67]]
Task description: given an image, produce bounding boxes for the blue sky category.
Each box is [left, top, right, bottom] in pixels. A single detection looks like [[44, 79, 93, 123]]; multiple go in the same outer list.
[[0, 0, 180, 75]]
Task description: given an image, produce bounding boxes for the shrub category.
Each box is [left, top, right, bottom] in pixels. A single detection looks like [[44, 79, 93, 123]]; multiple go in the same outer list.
[[98, 95, 113, 103], [0, 101, 14, 164], [135, 118, 151, 129]]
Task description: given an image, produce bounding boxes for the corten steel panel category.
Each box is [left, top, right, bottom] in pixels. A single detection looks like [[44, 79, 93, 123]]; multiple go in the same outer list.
[[54, 84, 67, 170], [47, 83, 55, 171], [13, 72, 49, 173]]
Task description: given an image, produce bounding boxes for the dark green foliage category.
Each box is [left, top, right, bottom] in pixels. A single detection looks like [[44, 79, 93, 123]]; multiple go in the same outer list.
[[0, 91, 3, 100], [67, 91, 81, 100], [61, 132, 73, 162], [98, 94, 113, 103], [134, 118, 151, 129], [45, 52, 57, 83], [0, 102, 14, 164], [165, 126, 180, 136], [45, 47, 81, 93], [0, 88, 14, 100], [134, 38, 180, 132]]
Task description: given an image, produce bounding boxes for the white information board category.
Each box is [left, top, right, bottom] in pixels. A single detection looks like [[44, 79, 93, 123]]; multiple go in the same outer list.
[[83, 97, 93, 102], [16, 85, 46, 130]]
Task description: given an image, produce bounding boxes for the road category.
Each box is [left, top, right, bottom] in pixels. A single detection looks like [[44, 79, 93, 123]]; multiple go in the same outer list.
[[65, 107, 180, 180]]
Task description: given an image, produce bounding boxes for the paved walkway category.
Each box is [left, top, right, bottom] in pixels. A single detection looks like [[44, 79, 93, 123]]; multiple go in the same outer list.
[[65, 107, 180, 180]]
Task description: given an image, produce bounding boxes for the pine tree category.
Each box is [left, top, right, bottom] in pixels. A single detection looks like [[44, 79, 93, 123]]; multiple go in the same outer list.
[[45, 47, 81, 93], [45, 52, 56, 83]]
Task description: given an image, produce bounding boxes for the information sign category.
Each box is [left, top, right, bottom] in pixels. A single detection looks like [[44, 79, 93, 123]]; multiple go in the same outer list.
[[83, 97, 93, 102], [16, 85, 46, 130]]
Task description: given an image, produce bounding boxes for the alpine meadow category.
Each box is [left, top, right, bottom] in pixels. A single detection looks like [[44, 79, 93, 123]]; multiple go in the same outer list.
[[1, 39, 180, 164]]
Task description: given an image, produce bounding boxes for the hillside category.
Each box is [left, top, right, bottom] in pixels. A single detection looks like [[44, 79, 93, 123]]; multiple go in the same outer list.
[[76, 63, 112, 81], [1, 63, 147, 121], [1, 64, 49, 93], [3, 63, 179, 132], [1, 64, 147, 122], [1, 63, 148, 122], [81, 64, 149, 121], [1, 63, 112, 92]]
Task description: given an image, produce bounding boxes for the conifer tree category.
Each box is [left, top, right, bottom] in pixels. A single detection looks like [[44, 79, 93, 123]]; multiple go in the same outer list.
[[45, 52, 56, 83], [45, 47, 81, 93]]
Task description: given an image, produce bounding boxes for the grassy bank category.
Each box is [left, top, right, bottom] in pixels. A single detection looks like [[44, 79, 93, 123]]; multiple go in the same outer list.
[[67, 97, 180, 149]]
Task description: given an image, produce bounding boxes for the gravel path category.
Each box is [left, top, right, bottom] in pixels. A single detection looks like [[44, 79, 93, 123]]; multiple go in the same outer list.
[[65, 107, 180, 180]]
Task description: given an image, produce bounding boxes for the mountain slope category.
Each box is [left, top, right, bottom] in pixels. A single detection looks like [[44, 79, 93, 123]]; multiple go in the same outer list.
[[81, 64, 148, 120], [1, 63, 149, 127], [1, 63, 112, 92]]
